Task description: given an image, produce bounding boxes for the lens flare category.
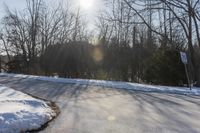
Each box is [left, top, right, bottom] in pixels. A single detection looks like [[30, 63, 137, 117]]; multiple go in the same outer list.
[[92, 47, 103, 62]]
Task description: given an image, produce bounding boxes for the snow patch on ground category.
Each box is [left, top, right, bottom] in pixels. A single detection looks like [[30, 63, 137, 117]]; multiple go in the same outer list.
[[0, 84, 56, 133], [1, 73, 200, 96]]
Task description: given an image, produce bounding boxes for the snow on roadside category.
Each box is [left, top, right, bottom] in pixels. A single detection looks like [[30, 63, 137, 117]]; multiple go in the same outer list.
[[0, 84, 56, 133], [1, 73, 200, 96]]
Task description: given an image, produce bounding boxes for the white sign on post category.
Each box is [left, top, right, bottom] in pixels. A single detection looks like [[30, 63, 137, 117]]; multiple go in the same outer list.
[[180, 52, 188, 64], [180, 51, 191, 90]]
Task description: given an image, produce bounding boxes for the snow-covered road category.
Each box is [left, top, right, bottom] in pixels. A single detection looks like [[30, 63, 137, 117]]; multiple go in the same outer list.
[[0, 74, 200, 133]]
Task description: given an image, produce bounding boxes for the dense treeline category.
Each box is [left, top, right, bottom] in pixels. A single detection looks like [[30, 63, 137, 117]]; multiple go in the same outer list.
[[0, 0, 200, 86], [13, 37, 186, 86]]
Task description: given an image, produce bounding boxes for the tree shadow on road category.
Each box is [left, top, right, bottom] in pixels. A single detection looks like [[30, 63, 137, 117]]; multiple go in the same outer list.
[[0, 76, 200, 133]]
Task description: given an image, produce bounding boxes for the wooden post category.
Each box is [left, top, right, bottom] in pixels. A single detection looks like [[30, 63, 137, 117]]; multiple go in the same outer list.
[[184, 64, 191, 90]]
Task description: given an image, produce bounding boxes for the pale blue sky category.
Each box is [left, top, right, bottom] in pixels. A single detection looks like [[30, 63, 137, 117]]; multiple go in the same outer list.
[[0, 0, 26, 16], [0, 0, 104, 30]]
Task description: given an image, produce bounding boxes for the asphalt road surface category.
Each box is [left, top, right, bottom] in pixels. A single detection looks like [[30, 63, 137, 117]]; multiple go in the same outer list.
[[0, 75, 200, 133]]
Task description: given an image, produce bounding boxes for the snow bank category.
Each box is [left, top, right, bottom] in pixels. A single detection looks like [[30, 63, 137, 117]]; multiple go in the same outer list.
[[0, 84, 56, 133], [1, 73, 200, 95]]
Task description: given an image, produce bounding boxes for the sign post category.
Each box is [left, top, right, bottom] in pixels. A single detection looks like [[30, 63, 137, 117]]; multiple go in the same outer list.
[[180, 52, 191, 90]]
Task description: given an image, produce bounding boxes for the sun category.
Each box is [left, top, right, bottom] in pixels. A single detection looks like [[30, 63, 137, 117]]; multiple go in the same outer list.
[[79, 0, 94, 10]]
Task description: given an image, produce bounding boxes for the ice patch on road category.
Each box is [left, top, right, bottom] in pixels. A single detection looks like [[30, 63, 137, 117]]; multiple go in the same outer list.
[[0, 84, 56, 133], [1, 73, 200, 96]]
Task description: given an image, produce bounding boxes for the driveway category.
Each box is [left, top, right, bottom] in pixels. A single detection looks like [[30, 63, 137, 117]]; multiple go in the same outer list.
[[0, 75, 200, 133]]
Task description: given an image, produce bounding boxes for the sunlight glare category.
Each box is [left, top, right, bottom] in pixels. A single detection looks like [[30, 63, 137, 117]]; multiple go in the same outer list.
[[79, 0, 94, 10]]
